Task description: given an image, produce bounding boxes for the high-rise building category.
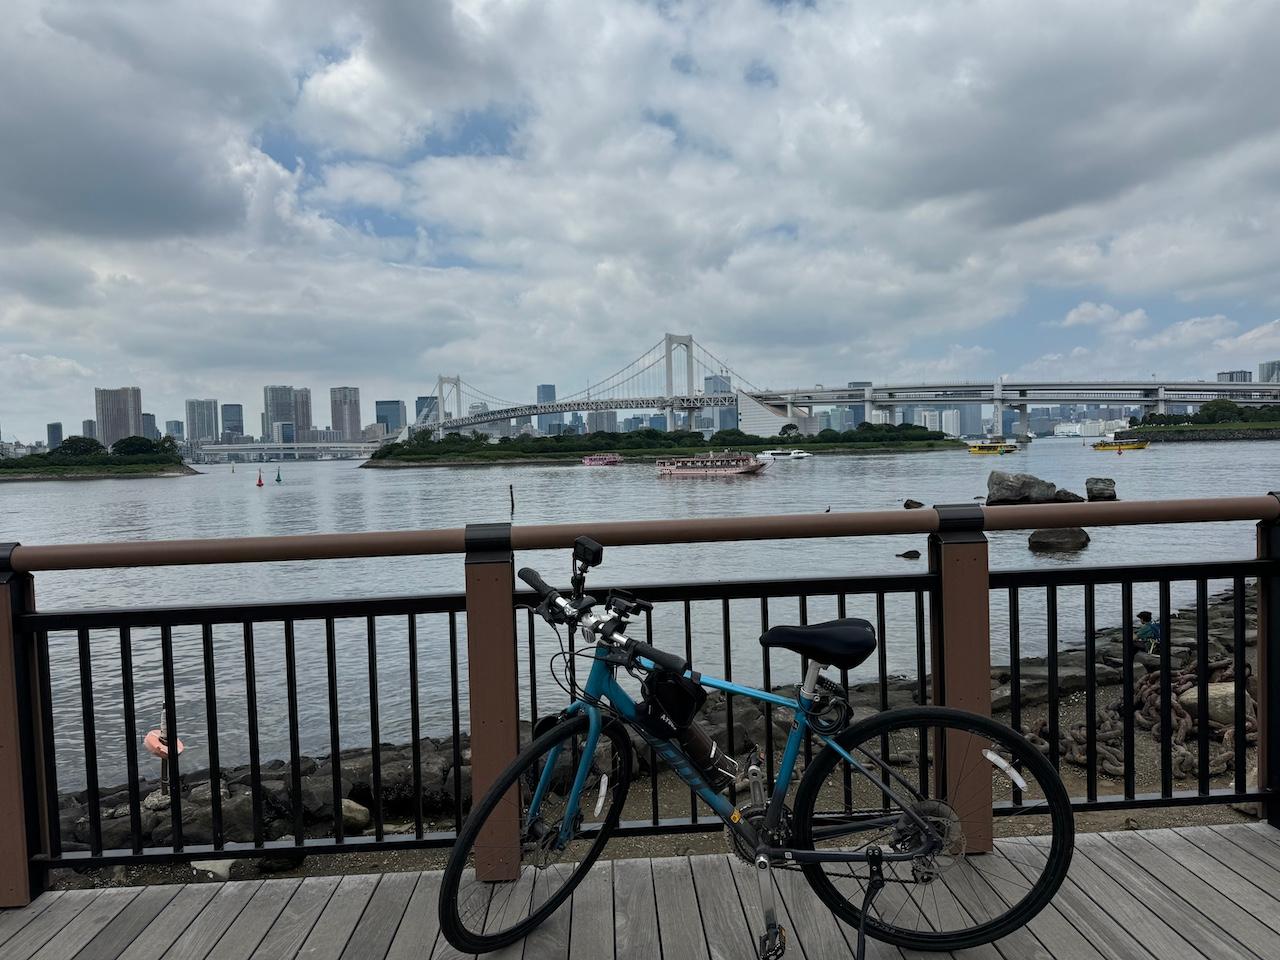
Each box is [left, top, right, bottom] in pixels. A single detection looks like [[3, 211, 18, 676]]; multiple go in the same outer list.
[[293, 388, 313, 433], [1260, 361, 1280, 383], [959, 404, 984, 437], [271, 421, 296, 443], [94, 387, 143, 448], [141, 413, 161, 441], [846, 381, 872, 427], [703, 375, 738, 431], [263, 386, 295, 439], [376, 400, 407, 434], [185, 399, 219, 443], [415, 395, 438, 422], [330, 387, 361, 440], [586, 410, 618, 433], [940, 409, 960, 437], [82, 419, 96, 440], [1217, 370, 1252, 383], [221, 403, 245, 436], [536, 384, 562, 434], [46, 422, 63, 450], [165, 420, 184, 440]]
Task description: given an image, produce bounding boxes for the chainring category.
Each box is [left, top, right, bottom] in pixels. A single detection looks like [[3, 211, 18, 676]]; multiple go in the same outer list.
[[726, 803, 793, 863]]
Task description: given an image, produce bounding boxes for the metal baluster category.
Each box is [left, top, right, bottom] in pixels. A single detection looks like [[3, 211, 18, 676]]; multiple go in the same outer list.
[[410, 615, 423, 840], [117, 628, 139, 854], [1046, 586, 1059, 773], [160, 626, 183, 851], [685, 600, 698, 823], [838, 594, 851, 812], [77, 628, 101, 855], [1233, 578, 1248, 795], [915, 591, 928, 800], [722, 598, 736, 805], [760, 598, 775, 792], [200, 623, 223, 849], [325, 618, 342, 843], [284, 620, 303, 844], [367, 615, 383, 841], [1008, 588, 1022, 807], [1121, 583, 1136, 800], [243, 622, 263, 846], [449, 613, 463, 830], [1195, 579, 1210, 796], [1085, 585, 1097, 803], [1159, 581, 1173, 797], [876, 592, 889, 810]]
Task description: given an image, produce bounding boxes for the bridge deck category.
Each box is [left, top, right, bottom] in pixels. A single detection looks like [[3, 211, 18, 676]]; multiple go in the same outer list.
[[2, 823, 1277, 959]]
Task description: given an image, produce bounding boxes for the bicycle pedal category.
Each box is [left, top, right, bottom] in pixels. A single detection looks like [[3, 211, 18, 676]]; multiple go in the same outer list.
[[757, 923, 786, 960]]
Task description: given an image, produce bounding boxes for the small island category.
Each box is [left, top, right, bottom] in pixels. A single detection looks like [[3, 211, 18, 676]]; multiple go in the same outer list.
[[363, 424, 963, 467], [0, 435, 198, 481], [1117, 399, 1280, 443]]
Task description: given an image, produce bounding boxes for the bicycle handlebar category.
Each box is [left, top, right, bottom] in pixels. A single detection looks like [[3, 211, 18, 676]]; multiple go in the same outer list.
[[517, 567, 557, 601]]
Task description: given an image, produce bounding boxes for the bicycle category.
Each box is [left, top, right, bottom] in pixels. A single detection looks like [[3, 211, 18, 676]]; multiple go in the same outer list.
[[439, 537, 1074, 959]]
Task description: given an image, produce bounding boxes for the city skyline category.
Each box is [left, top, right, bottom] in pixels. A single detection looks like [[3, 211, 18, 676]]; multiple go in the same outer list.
[[5, 5, 1280, 442]]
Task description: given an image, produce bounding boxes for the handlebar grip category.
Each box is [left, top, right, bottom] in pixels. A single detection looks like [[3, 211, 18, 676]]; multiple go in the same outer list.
[[517, 567, 558, 601], [630, 641, 689, 675]]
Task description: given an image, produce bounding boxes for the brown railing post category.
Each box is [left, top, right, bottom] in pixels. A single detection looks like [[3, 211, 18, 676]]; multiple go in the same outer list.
[[463, 523, 521, 880], [928, 506, 993, 852], [0, 545, 44, 906], [1259, 497, 1280, 828]]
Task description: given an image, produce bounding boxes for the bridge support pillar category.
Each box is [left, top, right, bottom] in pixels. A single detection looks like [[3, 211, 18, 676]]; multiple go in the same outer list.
[[1016, 405, 1030, 441]]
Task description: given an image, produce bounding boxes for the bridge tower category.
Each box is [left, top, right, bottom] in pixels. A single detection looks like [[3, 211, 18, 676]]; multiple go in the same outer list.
[[434, 376, 463, 437], [663, 333, 694, 431]]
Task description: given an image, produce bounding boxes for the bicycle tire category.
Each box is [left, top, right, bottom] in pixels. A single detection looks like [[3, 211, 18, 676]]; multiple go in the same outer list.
[[792, 705, 1074, 951], [439, 713, 632, 953]]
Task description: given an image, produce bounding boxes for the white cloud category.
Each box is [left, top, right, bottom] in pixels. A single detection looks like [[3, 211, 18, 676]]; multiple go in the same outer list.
[[5, 1, 1280, 437]]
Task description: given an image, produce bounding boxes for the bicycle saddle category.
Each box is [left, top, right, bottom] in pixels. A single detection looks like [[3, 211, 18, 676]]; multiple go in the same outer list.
[[759, 618, 877, 670]]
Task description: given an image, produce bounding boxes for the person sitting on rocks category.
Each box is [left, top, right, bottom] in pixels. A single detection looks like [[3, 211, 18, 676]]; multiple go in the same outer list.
[[1136, 610, 1162, 654]]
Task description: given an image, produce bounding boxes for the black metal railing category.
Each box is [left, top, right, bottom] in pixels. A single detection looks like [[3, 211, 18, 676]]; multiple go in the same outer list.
[[990, 559, 1270, 813]]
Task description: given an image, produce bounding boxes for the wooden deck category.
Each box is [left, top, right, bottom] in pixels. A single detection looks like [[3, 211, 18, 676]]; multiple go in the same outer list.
[[2, 823, 1279, 959]]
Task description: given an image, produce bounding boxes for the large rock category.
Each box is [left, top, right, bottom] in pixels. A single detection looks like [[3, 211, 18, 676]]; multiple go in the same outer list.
[[1178, 682, 1250, 727], [1028, 528, 1090, 552], [1086, 477, 1117, 501], [341, 798, 372, 833], [987, 471, 1058, 505], [1052, 489, 1085, 503]]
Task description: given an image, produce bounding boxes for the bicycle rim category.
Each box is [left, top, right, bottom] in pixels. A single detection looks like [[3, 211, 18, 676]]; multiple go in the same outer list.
[[793, 706, 1074, 951]]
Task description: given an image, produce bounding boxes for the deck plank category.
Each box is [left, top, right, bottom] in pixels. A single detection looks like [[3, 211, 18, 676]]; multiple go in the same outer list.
[[1209, 822, 1280, 874], [1101, 830, 1280, 956], [0, 891, 65, 949], [1070, 834, 1252, 960], [30, 888, 140, 960], [295, 873, 379, 960], [385, 873, 440, 960], [567, 860, 612, 960], [115, 883, 222, 960], [998, 841, 1151, 960], [688, 856, 753, 960], [1139, 829, 1280, 927], [155, 880, 262, 960], [70, 885, 183, 960], [253, 876, 342, 960], [652, 857, 709, 960], [1, 891, 102, 960], [1183, 825, 1280, 894], [341, 872, 419, 960], [205, 877, 303, 960], [613, 857, 660, 960], [519, 865, 574, 960]]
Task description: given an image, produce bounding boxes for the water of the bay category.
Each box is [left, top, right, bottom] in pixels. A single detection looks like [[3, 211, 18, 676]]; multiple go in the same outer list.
[[4, 439, 1276, 789]]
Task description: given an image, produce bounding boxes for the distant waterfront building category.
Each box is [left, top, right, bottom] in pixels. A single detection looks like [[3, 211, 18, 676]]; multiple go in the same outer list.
[[221, 403, 245, 436], [586, 410, 618, 433], [415, 395, 438, 422], [959, 404, 984, 437], [536, 384, 563, 434], [185, 399, 220, 443], [940, 409, 960, 437], [703, 374, 738, 431], [46, 422, 63, 450], [262, 386, 294, 439], [376, 400, 407, 433], [648, 414, 667, 431], [141, 413, 162, 441], [362, 422, 389, 440], [82, 419, 96, 440], [330, 387, 362, 441], [1217, 370, 1252, 383], [293, 388, 313, 433], [271, 421, 296, 444], [94, 387, 143, 448], [165, 420, 184, 440], [1260, 361, 1280, 383], [846, 381, 872, 427]]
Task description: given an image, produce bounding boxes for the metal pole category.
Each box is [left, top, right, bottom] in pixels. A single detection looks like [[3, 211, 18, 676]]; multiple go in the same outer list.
[[0, 544, 43, 906], [1258, 496, 1280, 827], [928, 507, 993, 853], [464, 523, 521, 880]]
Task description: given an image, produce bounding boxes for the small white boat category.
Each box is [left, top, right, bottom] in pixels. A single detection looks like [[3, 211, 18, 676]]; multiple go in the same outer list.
[[757, 449, 813, 460]]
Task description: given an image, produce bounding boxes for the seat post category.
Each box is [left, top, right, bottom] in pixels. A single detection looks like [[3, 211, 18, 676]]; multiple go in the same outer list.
[[801, 661, 825, 699]]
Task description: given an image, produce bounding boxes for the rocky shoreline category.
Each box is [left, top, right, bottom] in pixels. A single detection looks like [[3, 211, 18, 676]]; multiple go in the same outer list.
[[1117, 426, 1280, 442], [0, 464, 201, 482], [54, 580, 1256, 864]]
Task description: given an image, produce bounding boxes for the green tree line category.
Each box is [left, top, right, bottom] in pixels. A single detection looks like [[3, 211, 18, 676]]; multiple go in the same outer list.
[[371, 422, 947, 460], [1132, 399, 1280, 427], [0, 435, 184, 470]]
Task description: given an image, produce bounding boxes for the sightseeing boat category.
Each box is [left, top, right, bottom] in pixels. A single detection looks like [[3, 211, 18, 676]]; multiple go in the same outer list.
[[756, 448, 813, 460], [581, 453, 624, 466], [656, 451, 766, 477], [967, 441, 1018, 455], [1092, 438, 1149, 452]]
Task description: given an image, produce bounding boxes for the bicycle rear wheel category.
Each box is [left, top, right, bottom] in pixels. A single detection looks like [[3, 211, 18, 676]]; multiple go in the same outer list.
[[792, 705, 1073, 951], [438, 713, 631, 953]]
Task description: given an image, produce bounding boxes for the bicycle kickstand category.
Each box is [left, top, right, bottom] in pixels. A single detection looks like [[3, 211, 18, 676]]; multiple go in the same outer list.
[[855, 846, 886, 960]]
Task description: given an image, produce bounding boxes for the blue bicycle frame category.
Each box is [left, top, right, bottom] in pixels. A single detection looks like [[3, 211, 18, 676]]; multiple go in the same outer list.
[[528, 640, 936, 865]]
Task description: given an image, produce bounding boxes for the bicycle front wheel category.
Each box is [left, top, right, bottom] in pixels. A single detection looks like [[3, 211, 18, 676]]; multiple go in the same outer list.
[[793, 706, 1073, 952], [438, 713, 632, 954]]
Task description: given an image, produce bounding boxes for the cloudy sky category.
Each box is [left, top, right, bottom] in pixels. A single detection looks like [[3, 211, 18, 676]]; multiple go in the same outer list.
[[3, 0, 1280, 440]]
